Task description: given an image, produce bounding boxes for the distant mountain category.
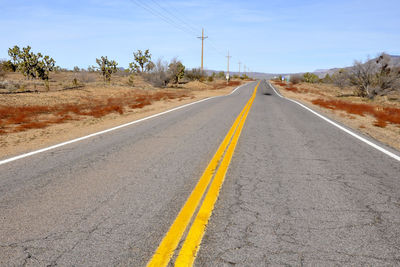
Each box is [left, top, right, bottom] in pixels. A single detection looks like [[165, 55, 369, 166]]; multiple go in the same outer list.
[[200, 55, 400, 80], [313, 54, 400, 77], [204, 69, 277, 80]]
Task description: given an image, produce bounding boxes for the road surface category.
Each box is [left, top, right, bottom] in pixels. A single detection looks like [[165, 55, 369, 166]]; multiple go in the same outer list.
[[0, 81, 399, 266]]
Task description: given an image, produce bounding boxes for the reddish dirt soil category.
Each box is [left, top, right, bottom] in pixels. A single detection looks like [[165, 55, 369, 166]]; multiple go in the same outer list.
[[0, 90, 190, 135], [311, 99, 400, 128], [271, 81, 400, 151]]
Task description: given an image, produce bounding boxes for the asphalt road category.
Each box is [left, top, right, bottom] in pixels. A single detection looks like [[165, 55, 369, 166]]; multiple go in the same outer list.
[[1, 81, 400, 266]]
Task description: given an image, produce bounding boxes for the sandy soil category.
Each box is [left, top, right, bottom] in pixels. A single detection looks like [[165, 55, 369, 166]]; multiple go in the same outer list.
[[0, 81, 244, 160], [272, 82, 400, 152]]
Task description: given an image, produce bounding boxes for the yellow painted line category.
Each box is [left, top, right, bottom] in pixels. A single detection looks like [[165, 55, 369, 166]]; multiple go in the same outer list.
[[174, 82, 258, 266], [147, 84, 256, 267]]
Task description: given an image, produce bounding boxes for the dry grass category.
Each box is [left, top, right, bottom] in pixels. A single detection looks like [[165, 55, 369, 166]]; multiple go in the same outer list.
[[212, 80, 241, 89], [273, 80, 400, 151], [0, 72, 242, 135], [272, 81, 309, 94], [180, 80, 243, 91], [285, 85, 301, 93], [311, 99, 400, 128], [0, 71, 153, 93], [0, 73, 247, 159], [273, 81, 287, 87], [273, 80, 400, 129], [0, 90, 191, 134]]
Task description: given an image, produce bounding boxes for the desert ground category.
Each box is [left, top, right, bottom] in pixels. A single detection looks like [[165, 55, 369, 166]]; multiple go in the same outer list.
[[0, 71, 247, 159], [271, 81, 400, 151]]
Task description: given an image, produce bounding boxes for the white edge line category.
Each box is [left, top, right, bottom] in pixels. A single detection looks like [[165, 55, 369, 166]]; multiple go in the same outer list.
[[268, 82, 400, 162], [0, 84, 249, 166]]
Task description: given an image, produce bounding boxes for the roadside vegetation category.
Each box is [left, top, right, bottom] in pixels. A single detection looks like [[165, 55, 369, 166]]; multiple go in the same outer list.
[[0, 46, 250, 93], [271, 53, 400, 150], [0, 89, 190, 135], [276, 53, 400, 99], [0, 46, 249, 136]]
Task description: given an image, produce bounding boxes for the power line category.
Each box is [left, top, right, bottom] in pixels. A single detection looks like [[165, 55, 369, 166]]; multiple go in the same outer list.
[[138, 1, 225, 57], [130, 0, 230, 68], [207, 39, 226, 57], [147, 0, 199, 35], [130, 0, 196, 37], [132, 0, 227, 58]]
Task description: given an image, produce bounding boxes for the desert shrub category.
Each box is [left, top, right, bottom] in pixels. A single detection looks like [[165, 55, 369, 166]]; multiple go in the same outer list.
[[72, 78, 79, 87], [168, 58, 185, 84], [44, 80, 50, 91], [373, 53, 400, 96], [332, 69, 350, 88], [54, 66, 62, 73], [145, 61, 155, 72], [348, 53, 400, 98], [87, 65, 96, 72], [290, 75, 303, 84], [0, 60, 16, 72], [0, 62, 5, 79], [349, 57, 378, 98], [207, 76, 214, 82], [127, 74, 135, 86], [143, 58, 170, 87], [240, 74, 249, 80], [185, 68, 204, 81], [321, 73, 333, 83], [114, 69, 130, 77], [75, 71, 96, 83], [217, 71, 225, 79], [0, 81, 21, 90], [303, 72, 319, 83]]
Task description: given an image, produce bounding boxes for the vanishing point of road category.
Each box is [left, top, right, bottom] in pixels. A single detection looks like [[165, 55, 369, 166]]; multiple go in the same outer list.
[[1, 81, 399, 266]]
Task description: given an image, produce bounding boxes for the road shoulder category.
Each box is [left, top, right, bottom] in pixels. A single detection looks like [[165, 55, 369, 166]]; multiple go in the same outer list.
[[0, 85, 244, 160], [270, 82, 400, 152]]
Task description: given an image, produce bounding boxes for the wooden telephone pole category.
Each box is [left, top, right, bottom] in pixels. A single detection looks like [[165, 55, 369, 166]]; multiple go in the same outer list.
[[238, 61, 241, 75], [226, 51, 232, 82], [197, 28, 208, 73]]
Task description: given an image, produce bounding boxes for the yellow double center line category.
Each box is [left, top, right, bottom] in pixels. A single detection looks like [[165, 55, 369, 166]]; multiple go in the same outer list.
[[147, 82, 259, 267]]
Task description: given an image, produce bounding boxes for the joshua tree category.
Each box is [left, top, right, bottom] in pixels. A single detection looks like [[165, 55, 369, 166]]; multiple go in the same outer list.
[[95, 56, 118, 83], [129, 49, 152, 73], [8, 45, 55, 80]]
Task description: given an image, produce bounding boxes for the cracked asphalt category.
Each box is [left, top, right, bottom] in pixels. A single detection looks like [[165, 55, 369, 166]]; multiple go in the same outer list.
[[196, 81, 400, 266], [1, 81, 400, 266], [0, 83, 253, 266]]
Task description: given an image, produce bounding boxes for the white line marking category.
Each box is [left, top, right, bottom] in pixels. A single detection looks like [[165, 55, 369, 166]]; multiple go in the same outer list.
[[268, 82, 400, 162], [0, 84, 250, 166]]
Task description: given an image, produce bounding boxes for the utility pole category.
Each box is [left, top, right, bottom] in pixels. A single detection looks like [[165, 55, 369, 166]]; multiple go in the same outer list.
[[197, 28, 208, 73], [244, 64, 246, 75], [238, 61, 241, 75], [226, 51, 232, 81]]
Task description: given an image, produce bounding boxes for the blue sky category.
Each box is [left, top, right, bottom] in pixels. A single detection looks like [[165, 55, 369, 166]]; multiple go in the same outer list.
[[1, 0, 399, 73]]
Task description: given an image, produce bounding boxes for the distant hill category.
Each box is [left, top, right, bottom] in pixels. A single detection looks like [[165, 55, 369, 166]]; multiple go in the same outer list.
[[201, 55, 400, 80], [313, 54, 400, 77], [204, 69, 278, 80]]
